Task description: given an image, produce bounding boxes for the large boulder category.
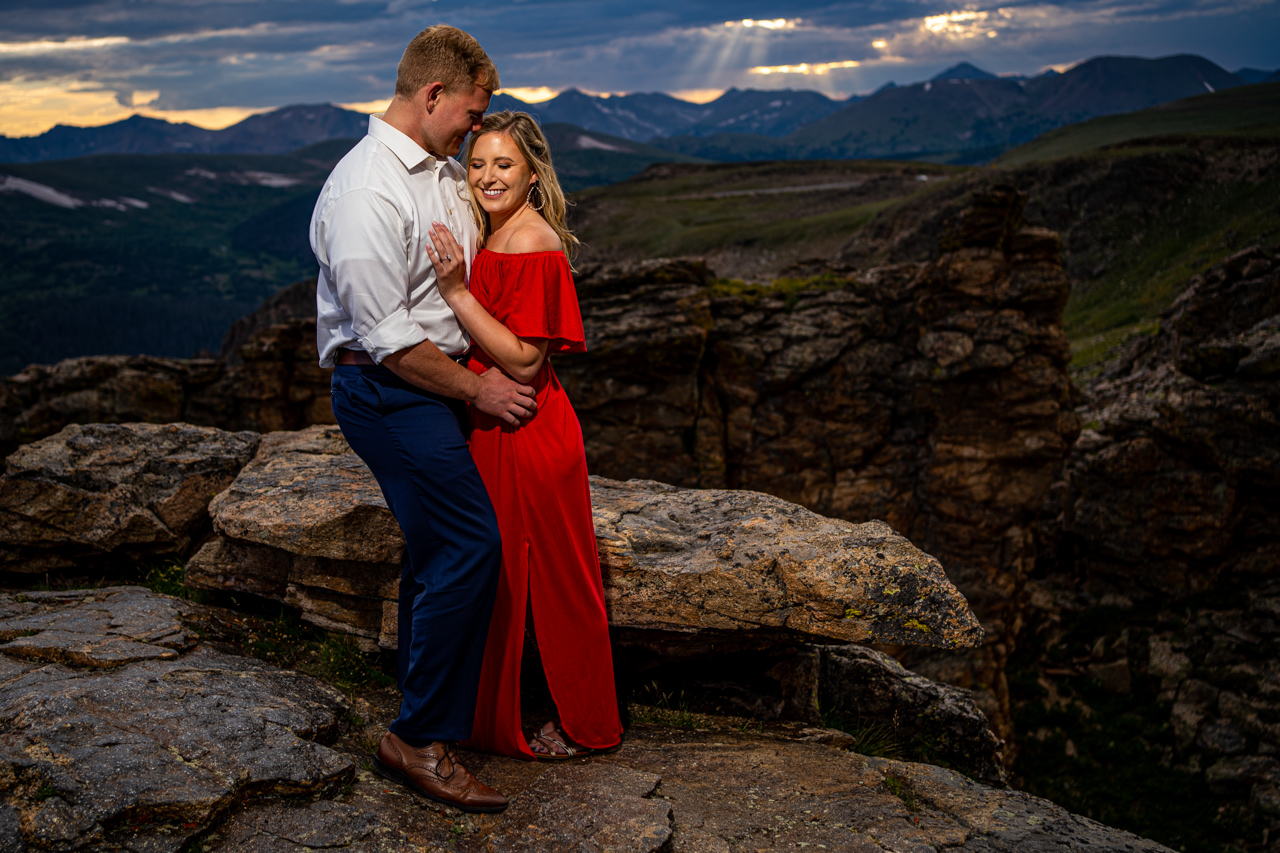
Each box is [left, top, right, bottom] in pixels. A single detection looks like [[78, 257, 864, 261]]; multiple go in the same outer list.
[[0, 587, 353, 853], [0, 423, 260, 573], [191, 425, 983, 654]]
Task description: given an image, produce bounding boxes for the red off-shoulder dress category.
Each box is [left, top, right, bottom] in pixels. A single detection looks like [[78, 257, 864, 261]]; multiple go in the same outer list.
[[462, 248, 623, 759]]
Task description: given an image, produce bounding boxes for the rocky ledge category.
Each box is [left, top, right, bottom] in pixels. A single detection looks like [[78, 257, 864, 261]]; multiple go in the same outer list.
[[0, 587, 353, 853], [187, 425, 983, 653], [1, 420, 1003, 781], [0, 585, 1172, 853], [0, 423, 260, 574]]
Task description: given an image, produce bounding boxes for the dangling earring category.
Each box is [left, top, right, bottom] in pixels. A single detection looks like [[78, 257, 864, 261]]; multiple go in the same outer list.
[[526, 183, 545, 212]]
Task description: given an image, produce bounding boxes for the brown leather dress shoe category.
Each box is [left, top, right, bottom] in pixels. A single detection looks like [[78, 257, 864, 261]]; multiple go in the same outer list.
[[372, 732, 509, 813]]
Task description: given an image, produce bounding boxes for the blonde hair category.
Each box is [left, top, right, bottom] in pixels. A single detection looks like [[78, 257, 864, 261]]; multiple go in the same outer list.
[[395, 25, 499, 98], [463, 111, 580, 263]]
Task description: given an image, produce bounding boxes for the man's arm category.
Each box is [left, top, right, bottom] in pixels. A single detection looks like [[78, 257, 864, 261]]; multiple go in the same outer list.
[[382, 342, 536, 427], [319, 189, 535, 423]]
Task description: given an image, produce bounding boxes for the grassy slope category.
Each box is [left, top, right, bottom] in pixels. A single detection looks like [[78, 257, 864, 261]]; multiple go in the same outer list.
[[569, 160, 965, 280], [997, 82, 1280, 166], [1064, 146, 1280, 344], [992, 84, 1280, 367]]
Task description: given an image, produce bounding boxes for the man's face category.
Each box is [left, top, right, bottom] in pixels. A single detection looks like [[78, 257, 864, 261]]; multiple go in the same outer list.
[[428, 82, 491, 157]]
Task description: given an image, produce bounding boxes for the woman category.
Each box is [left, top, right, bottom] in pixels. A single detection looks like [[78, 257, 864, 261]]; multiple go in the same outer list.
[[424, 111, 623, 760]]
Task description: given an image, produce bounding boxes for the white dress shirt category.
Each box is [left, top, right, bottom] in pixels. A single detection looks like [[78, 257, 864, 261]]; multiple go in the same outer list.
[[311, 114, 477, 367]]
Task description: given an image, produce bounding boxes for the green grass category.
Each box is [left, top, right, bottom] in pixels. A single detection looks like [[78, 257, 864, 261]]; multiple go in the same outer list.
[[313, 633, 394, 694], [1063, 159, 1280, 343], [570, 160, 964, 277], [999, 82, 1280, 167], [144, 561, 209, 603], [240, 608, 392, 695], [883, 774, 919, 812], [630, 681, 697, 728]]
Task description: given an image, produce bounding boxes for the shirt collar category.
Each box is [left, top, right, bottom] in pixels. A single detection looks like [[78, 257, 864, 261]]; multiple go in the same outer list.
[[368, 114, 436, 171]]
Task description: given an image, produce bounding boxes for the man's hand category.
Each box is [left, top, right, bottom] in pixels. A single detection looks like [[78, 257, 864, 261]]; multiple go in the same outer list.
[[473, 368, 536, 426]]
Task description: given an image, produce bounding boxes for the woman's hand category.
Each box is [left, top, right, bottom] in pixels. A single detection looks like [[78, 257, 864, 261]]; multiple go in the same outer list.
[[426, 222, 467, 303]]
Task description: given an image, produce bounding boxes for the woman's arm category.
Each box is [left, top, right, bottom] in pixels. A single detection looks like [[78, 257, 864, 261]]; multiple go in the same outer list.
[[426, 222, 550, 385]]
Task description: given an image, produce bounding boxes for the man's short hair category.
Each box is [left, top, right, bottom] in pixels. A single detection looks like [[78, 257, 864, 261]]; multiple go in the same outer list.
[[395, 25, 500, 98]]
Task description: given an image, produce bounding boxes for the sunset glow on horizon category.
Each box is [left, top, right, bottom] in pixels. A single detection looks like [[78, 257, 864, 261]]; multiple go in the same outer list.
[[0, 0, 1274, 137]]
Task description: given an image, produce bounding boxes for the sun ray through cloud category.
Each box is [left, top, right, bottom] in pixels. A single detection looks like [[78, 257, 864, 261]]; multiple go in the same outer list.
[[0, 0, 1275, 135]]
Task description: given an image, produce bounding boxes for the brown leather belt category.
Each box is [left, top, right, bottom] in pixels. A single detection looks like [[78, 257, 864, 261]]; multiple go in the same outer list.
[[337, 348, 469, 366], [337, 349, 377, 366]]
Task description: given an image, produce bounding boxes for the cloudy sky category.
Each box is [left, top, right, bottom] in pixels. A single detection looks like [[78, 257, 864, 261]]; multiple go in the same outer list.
[[2, 0, 1277, 136]]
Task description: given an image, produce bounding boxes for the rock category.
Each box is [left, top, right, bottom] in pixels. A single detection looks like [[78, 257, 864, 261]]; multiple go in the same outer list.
[[0, 587, 354, 853], [0, 279, 334, 456], [1026, 246, 1280, 840], [592, 477, 984, 649], [556, 189, 1078, 738], [207, 426, 402, 564], [0, 587, 1168, 853], [1086, 658, 1131, 695], [197, 425, 983, 653], [818, 644, 1007, 785], [0, 585, 194, 667], [0, 423, 260, 572], [0, 355, 225, 458], [208, 721, 1172, 853], [204, 800, 409, 853], [592, 728, 1171, 852], [485, 763, 672, 853], [613, 640, 1004, 785]]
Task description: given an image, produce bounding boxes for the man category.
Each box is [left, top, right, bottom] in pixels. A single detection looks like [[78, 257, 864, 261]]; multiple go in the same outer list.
[[310, 25, 534, 813]]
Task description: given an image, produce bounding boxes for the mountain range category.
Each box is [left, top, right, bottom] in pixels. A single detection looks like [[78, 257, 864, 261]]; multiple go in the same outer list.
[[654, 54, 1258, 163], [3, 54, 1274, 166]]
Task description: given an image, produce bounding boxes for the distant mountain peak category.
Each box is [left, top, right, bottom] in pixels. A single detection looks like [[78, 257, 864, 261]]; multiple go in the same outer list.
[[932, 62, 996, 81]]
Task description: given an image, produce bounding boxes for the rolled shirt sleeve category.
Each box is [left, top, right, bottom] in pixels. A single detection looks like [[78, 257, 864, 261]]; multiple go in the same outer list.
[[319, 188, 429, 363]]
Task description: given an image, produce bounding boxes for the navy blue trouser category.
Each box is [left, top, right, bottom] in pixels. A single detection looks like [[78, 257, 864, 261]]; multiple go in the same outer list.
[[330, 364, 501, 743]]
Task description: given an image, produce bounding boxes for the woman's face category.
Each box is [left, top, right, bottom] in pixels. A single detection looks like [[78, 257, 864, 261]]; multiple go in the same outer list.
[[468, 132, 536, 218]]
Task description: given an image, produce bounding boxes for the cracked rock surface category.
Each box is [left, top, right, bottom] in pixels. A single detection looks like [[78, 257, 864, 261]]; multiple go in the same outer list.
[[0, 587, 353, 853], [0, 422, 259, 573], [208, 727, 1173, 853], [0, 586, 1168, 853]]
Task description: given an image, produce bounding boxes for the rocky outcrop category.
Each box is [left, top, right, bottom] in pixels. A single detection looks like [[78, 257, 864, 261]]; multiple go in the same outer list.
[[1, 422, 1003, 781], [623, 641, 1008, 786], [190, 424, 983, 654], [0, 423, 259, 574], [0, 280, 331, 457], [0, 355, 226, 457], [2, 194, 1075, 741], [560, 188, 1079, 737], [1021, 245, 1280, 841], [0, 587, 354, 853], [820, 644, 1008, 786], [0, 587, 1171, 853]]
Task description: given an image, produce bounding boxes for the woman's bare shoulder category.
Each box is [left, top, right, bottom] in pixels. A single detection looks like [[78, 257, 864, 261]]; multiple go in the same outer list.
[[505, 219, 562, 253]]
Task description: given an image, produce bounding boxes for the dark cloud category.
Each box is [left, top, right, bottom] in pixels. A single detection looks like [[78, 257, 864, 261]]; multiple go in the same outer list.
[[0, 0, 1276, 114]]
